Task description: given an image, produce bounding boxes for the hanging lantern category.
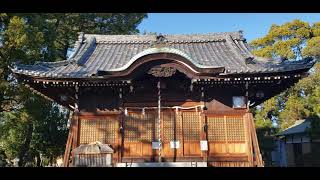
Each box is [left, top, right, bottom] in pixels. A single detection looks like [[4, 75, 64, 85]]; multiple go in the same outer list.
[[201, 87, 204, 99], [124, 108, 128, 116], [119, 88, 122, 99]]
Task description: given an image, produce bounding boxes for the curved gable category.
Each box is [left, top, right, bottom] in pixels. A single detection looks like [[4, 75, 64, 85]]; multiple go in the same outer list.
[[106, 47, 223, 72], [96, 47, 226, 78]]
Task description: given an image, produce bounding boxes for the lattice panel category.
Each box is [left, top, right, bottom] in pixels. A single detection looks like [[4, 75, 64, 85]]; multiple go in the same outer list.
[[124, 111, 158, 142], [182, 112, 200, 141], [162, 110, 182, 142], [141, 111, 157, 142], [80, 118, 117, 144], [207, 116, 226, 142], [226, 116, 245, 142], [124, 113, 141, 142]]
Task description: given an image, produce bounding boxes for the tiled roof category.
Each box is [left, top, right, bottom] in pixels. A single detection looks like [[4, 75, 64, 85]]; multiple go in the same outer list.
[[11, 31, 315, 79], [277, 120, 311, 136]]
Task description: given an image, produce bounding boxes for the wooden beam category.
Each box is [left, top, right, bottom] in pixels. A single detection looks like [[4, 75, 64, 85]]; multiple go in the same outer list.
[[63, 115, 74, 167], [72, 111, 79, 150], [249, 113, 264, 167], [205, 110, 247, 116], [244, 113, 254, 167], [201, 112, 208, 162], [119, 88, 124, 163], [63, 110, 79, 167]]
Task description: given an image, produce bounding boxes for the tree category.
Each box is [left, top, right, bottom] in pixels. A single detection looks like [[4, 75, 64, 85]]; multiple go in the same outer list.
[[251, 20, 319, 60], [250, 19, 320, 165], [0, 149, 8, 167], [0, 13, 147, 166]]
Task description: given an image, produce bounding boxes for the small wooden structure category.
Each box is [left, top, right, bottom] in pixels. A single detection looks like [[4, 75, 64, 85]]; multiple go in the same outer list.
[[73, 141, 114, 167], [276, 120, 320, 167], [11, 31, 315, 167]]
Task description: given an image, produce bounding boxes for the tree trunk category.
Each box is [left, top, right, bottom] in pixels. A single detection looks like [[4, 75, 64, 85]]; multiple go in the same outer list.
[[62, 40, 69, 60], [18, 121, 33, 167], [36, 152, 41, 167]]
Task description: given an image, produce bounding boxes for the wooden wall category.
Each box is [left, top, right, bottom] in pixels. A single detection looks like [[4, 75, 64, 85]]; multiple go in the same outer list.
[[77, 114, 120, 163], [75, 73, 253, 166], [76, 109, 251, 166]]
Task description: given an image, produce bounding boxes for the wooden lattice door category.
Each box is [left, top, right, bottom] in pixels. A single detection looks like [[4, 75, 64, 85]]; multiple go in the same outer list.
[[206, 115, 247, 155], [123, 110, 158, 160], [160, 110, 203, 159], [161, 109, 183, 160], [181, 111, 202, 157], [79, 116, 118, 145], [122, 108, 203, 161]]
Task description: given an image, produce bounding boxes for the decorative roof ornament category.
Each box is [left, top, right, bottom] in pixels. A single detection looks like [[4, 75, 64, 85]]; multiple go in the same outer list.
[[245, 56, 255, 64], [148, 66, 177, 77], [151, 33, 169, 48], [238, 30, 244, 38], [156, 33, 167, 43], [68, 32, 85, 64], [234, 30, 247, 42], [78, 32, 85, 43]]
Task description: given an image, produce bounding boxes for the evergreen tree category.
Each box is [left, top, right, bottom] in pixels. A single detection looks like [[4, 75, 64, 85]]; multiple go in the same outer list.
[[0, 13, 147, 166], [250, 19, 320, 165]]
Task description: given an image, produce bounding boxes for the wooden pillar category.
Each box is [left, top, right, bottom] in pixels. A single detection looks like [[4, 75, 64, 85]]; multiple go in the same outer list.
[[63, 109, 79, 167], [201, 111, 208, 162], [72, 110, 79, 151], [118, 87, 124, 163], [63, 112, 74, 167], [74, 85, 80, 149], [244, 113, 254, 167], [63, 84, 80, 167], [200, 87, 208, 162], [244, 81, 261, 167], [181, 110, 185, 157]]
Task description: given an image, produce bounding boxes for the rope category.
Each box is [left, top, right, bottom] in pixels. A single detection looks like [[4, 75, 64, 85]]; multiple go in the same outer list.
[[157, 80, 161, 162], [122, 105, 205, 111]]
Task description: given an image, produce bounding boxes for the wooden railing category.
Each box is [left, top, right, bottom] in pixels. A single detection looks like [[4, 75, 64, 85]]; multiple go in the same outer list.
[[245, 112, 264, 167], [63, 127, 73, 167], [63, 111, 79, 167]]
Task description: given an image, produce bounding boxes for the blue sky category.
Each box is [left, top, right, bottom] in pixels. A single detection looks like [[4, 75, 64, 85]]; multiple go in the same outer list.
[[138, 13, 320, 42]]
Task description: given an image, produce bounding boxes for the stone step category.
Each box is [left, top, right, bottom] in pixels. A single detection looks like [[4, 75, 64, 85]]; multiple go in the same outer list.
[[116, 162, 207, 167]]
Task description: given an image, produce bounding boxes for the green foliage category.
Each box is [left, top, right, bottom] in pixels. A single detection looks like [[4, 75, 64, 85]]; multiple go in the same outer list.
[[303, 36, 320, 59], [307, 115, 320, 140], [0, 111, 29, 160], [250, 20, 320, 165], [277, 63, 320, 130], [0, 13, 147, 166], [252, 97, 279, 163], [0, 93, 69, 166], [250, 19, 320, 60]]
